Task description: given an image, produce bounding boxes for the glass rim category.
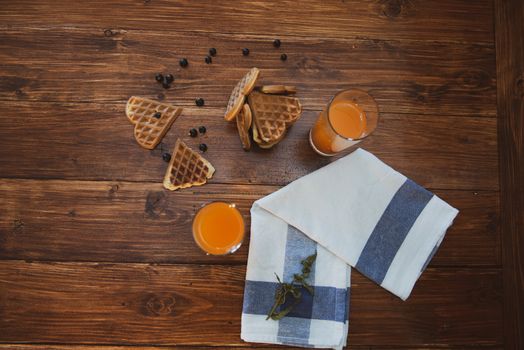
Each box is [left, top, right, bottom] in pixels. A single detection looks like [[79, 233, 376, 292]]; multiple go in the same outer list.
[[192, 201, 245, 256], [325, 88, 379, 141]]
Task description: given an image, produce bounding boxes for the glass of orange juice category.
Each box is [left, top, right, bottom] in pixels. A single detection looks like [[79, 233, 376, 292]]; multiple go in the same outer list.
[[309, 89, 379, 156], [192, 201, 245, 255]]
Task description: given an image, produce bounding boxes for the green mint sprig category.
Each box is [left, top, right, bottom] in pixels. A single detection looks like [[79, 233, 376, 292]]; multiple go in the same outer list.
[[266, 252, 317, 320]]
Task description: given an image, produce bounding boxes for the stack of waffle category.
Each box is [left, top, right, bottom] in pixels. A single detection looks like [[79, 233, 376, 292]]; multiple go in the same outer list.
[[224, 68, 302, 150]]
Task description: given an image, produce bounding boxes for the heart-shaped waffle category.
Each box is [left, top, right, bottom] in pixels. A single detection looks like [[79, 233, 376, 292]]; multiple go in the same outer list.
[[163, 139, 215, 191], [126, 96, 182, 150], [224, 67, 260, 121], [252, 122, 285, 149], [236, 103, 252, 151], [247, 91, 302, 143]]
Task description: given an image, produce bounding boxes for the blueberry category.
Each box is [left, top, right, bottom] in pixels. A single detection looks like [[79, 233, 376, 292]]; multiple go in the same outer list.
[[209, 48, 217, 56], [205, 55, 212, 64], [273, 39, 281, 48], [162, 153, 171, 162], [242, 48, 250, 56], [179, 58, 188, 67], [280, 53, 287, 61], [153, 112, 161, 118], [165, 74, 174, 84], [155, 73, 163, 82], [198, 126, 206, 134], [189, 128, 198, 137], [162, 82, 170, 89], [199, 143, 208, 152], [195, 98, 205, 107]]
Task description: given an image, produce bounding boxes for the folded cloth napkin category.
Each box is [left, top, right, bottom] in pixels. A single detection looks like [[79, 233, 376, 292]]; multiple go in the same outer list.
[[241, 148, 459, 349]]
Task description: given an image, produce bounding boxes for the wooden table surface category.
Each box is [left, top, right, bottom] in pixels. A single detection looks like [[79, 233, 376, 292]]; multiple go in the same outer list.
[[1, 1, 522, 349]]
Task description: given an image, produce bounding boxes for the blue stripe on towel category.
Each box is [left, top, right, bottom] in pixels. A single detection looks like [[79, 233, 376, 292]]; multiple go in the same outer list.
[[242, 280, 278, 315], [355, 179, 433, 284], [243, 280, 348, 323], [242, 225, 350, 347], [282, 225, 317, 282], [278, 225, 317, 345]]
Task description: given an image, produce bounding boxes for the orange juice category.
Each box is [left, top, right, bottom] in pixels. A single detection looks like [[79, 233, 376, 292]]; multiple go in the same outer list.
[[309, 89, 378, 156], [329, 101, 367, 139], [192, 202, 245, 255]]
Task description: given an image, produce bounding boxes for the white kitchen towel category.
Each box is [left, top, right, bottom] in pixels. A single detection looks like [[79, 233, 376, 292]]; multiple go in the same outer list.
[[242, 205, 351, 348], [241, 148, 459, 348]]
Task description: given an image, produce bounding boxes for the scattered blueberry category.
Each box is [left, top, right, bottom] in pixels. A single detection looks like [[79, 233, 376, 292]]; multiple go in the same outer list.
[[195, 98, 205, 107], [165, 74, 174, 84], [280, 53, 287, 61], [199, 143, 208, 152], [162, 82, 170, 89], [209, 48, 217, 56], [179, 58, 188, 67], [155, 73, 163, 82], [153, 112, 161, 119], [198, 126, 206, 134], [273, 39, 281, 48], [189, 128, 198, 137], [205, 55, 212, 64], [242, 48, 250, 56], [162, 153, 171, 162]]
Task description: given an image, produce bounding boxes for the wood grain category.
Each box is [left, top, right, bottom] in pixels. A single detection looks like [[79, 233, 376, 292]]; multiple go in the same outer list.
[[0, 0, 493, 44], [0, 103, 498, 190], [0, 261, 503, 346], [0, 28, 496, 117], [494, 0, 524, 348], [0, 0, 507, 348], [0, 179, 500, 266], [0, 346, 505, 350]]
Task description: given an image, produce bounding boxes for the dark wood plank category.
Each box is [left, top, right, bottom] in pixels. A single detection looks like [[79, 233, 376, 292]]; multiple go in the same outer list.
[[0, 103, 498, 190], [0, 261, 503, 346], [0, 1, 504, 349], [0, 179, 500, 266], [0, 28, 496, 117], [0, 0, 493, 43], [0, 346, 504, 350], [494, 0, 524, 348]]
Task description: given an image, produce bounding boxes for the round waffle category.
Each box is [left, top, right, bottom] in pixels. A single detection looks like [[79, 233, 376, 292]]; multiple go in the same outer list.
[[258, 85, 297, 95], [224, 67, 260, 121], [236, 103, 253, 151]]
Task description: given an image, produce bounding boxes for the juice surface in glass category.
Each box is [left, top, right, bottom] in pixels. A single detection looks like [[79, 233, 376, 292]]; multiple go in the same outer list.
[[309, 89, 378, 156], [329, 100, 367, 139], [192, 202, 245, 255]]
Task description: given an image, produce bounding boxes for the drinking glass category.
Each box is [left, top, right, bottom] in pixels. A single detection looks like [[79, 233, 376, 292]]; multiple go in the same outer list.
[[192, 201, 245, 255], [309, 89, 379, 156]]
